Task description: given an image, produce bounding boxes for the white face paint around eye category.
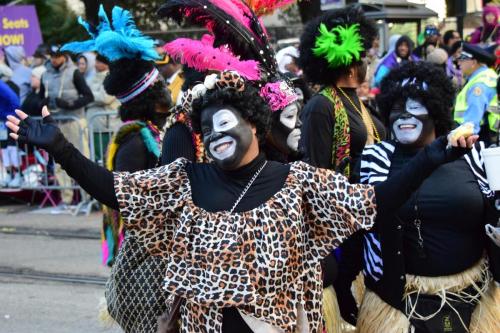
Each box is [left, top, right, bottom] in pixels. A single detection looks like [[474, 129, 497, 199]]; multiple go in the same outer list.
[[212, 109, 239, 132], [405, 98, 428, 116], [280, 103, 299, 129], [208, 109, 240, 161]]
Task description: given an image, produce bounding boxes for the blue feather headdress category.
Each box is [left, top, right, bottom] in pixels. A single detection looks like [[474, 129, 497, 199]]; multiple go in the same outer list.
[[61, 5, 159, 62]]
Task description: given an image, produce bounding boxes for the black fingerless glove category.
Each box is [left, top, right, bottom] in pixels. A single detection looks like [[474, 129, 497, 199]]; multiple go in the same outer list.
[[17, 115, 70, 158]]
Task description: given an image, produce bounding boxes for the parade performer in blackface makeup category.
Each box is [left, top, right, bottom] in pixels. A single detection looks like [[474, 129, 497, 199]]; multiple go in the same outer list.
[[335, 62, 500, 333], [60, 6, 176, 332], [298, 6, 387, 329], [160, 0, 303, 164], [298, 5, 386, 180], [7, 66, 478, 332]]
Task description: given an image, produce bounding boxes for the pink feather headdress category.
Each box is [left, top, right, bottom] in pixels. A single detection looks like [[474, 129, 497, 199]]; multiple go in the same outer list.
[[260, 81, 298, 112], [164, 34, 261, 81]]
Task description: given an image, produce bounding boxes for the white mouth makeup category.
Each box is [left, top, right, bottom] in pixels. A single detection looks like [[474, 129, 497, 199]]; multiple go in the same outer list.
[[393, 117, 423, 144], [209, 136, 236, 160], [286, 128, 301, 151], [280, 103, 299, 129]]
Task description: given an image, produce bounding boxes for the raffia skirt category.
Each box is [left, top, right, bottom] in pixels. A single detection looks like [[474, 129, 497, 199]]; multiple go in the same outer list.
[[356, 258, 499, 333]]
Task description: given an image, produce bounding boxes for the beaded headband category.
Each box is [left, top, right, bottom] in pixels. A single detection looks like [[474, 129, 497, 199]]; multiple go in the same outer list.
[[116, 67, 159, 103]]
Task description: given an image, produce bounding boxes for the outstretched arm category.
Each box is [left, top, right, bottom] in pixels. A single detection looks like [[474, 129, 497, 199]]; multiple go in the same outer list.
[[304, 135, 477, 259], [6, 108, 118, 209], [374, 136, 477, 216]]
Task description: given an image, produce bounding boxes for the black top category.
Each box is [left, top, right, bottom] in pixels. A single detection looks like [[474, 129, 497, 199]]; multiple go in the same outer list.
[[161, 123, 196, 165], [300, 88, 386, 178], [392, 147, 486, 276]]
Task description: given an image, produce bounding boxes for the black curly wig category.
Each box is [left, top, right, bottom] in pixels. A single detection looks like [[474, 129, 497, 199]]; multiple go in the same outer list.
[[298, 5, 378, 86], [376, 61, 455, 137], [103, 58, 172, 127], [191, 85, 271, 144]]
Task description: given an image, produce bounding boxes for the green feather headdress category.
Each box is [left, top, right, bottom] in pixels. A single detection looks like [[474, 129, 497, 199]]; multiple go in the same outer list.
[[313, 23, 364, 68]]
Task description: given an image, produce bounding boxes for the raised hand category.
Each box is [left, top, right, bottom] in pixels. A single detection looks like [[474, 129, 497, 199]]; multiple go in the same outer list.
[[425, 134, 479, 166], [6, 107, 65, 154]]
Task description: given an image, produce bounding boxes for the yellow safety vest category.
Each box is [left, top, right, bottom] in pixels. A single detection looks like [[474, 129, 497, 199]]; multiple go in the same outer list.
[[454, 67, 499, 132]]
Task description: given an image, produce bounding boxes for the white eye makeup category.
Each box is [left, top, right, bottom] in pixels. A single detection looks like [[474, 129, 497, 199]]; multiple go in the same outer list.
[[405, 98, 428, 116], [280, 103, 299, 129], [212, 109, 239, 132]]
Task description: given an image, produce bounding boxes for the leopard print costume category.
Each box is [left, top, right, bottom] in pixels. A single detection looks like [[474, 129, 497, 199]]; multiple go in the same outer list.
[[115, 158, 377, 332]]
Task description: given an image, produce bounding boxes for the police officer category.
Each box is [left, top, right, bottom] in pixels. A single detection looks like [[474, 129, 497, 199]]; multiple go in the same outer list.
[[455, 42, 499, 145]]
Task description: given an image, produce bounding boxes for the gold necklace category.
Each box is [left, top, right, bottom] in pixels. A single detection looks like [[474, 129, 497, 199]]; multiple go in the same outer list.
[[337, 87, 381, 143]]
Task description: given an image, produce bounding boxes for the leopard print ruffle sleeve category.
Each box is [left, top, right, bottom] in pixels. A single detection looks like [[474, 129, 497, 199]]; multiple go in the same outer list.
[[113, 158, 377, 333], [114, 158, 191, 257], [298, 162, 377, 259]]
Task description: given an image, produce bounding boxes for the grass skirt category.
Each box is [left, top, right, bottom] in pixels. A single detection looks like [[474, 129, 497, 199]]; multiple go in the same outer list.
[[356, 258, 499, 333]]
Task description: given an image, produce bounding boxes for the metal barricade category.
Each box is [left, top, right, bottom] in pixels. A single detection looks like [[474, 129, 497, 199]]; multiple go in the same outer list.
[[0, 115, 85, 210], [75, 111, 119, 215], [0, 113, 119, 216]]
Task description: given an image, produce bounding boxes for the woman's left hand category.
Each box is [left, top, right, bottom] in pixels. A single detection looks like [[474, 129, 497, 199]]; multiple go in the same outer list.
[[426, 134, 479, 166], [448, 134, 479, 149]]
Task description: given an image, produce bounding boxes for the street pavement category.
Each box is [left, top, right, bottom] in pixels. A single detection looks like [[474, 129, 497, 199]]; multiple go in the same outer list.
[[0, 204, 123, 333]]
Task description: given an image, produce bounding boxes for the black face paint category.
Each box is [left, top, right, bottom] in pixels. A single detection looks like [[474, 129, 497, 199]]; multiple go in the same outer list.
[[389, 98, 435, 148], [269, 102, 302, 154], [200, 105, 254, 170]]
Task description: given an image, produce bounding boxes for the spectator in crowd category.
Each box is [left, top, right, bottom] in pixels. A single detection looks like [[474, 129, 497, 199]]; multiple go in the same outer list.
[[413, 25, 440, 59], [455, 43, 499, 145], [0, 50, 13, 82], [366, 36, 381, 88], [21, 65, 46, 116], [447, 41, 464, 88], [0, 80, 21, 187], [85, 54, 120, 163], [31, 49, 48, 69], [442, 30, 461, 54], [374, 35, 418, 87], [468, 4, 500, 46], [39, 45, 94, 208], [357, 80, 376, 110], [4, 45, 32, 103], [426, 47, 449, 72], [76, 52, 96, 85], [157, 54, 184, 104]]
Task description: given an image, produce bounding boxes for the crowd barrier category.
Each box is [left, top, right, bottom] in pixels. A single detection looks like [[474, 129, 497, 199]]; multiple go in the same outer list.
[[0, 112, 119, 216]]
